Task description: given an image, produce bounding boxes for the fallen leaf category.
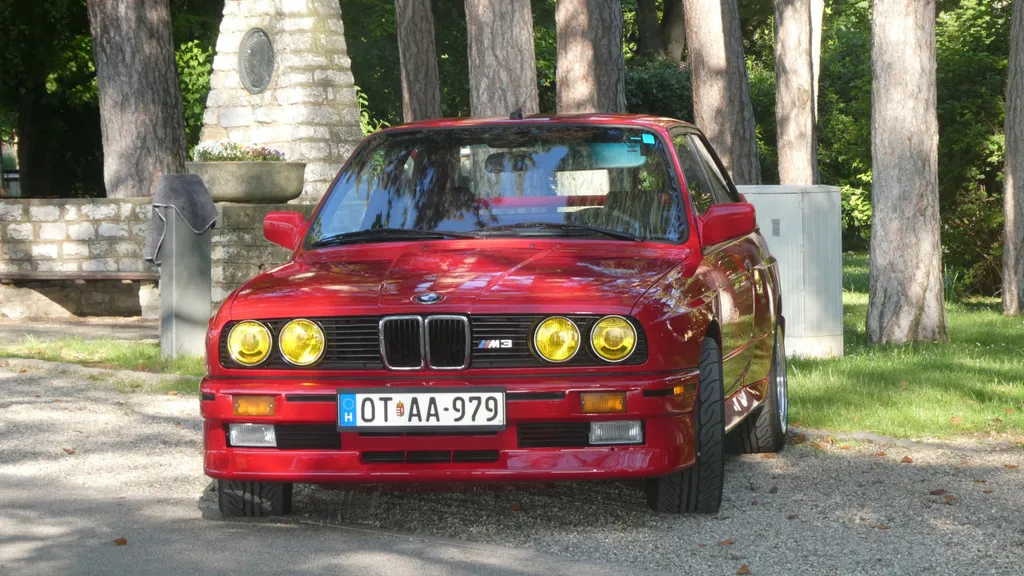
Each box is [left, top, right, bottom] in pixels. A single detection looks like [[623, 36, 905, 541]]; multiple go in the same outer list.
[[113, 537, 127, 546], [983, 489, 993, 494], [825, 435, 835, 444], [792, 421, 802, 427], [696, 544, 706, 548], [736, 564, 751, 575], [787, 513, 798, 520], [943, 495, 957, 505], [760, 453, 776, 460], [874, 451, 887, 457], [750, 499, 758, 505], [1006, 464, 1019, 470], [951, 416, 963, 425], [839, 444, 851, 450], [973, 479, 987, 483], [719, 539, 735, 546], [18, 369, 28, 374], [874, 524, 889, 530], [1006, 408, 1015, 415], [902, 456, 914, 464], [809, 441, 825, 451], [174, 422, 182, 428], [62, 448, 75, 455], [0, 360, 8, 367], [929, 489, 946, 496], [52, 399, 62, 403], [166, 391, 179, 396], [510, 503, 522, 512], [790, 434, 807, 445], [768, 486, 779, 494]]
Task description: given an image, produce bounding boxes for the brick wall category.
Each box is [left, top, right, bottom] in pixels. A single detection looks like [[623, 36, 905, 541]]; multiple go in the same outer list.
[[0, 198, 314, 318]]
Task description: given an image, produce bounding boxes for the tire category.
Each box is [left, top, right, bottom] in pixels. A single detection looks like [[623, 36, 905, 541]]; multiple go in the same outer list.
[[218, 480, 293, 517], [727, 322, 788, 454], [644, 336, 725, 514]]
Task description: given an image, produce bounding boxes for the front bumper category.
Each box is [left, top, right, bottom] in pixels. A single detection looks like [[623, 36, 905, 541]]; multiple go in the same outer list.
[[201, 371, 699, 483]]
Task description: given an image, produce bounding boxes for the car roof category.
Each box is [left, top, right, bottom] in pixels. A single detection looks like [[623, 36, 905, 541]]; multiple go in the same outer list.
[[380, 113, 695, 134]]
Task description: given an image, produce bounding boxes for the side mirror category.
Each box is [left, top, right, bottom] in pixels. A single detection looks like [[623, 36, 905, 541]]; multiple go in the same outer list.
[[263, 211, 307, 251], [700, 203, 756, 247]]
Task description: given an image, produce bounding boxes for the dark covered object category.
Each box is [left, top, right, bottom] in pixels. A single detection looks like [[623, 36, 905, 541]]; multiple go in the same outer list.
[[144, 173, 218, 264]]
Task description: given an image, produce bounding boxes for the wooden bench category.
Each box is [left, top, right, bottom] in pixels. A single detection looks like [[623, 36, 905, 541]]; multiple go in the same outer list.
[[0, 271, 159, 284]]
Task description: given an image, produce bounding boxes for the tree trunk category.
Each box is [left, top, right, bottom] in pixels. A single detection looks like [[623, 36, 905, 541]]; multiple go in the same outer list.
[[811, 0, 823, 122], [682, 0, 761, 184], [636, 0, 662, 59], [87, 0, 186, 198], [1004, 0, 1024, 315], [15, 88, 54, 198], [774, 0, 817, 185], [660, 0, 686, 63], [465, 0, 539, 117], [395, 0, 442, 123], [867, 0, 948, 344], [556, 0, 627, 114]]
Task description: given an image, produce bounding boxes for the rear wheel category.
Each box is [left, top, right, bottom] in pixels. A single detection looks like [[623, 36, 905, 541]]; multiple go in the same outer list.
[[217, 480, 293, 517], [644, 336, 725, 514], [727, 322, 788, 453]]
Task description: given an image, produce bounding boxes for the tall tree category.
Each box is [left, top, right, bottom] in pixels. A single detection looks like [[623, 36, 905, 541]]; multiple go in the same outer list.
[[774, 0, 817, 184], [682, 0, 761, 184], [465, 0, 539, 116], [395, 0, 442, 122], [556, 0, 627, 114], [811, 0, 823, 121], [87, 0, 186, 198], [867, 0, 947, 343], [635, 0, 686, 62], [1005, 0, 1024, 315]]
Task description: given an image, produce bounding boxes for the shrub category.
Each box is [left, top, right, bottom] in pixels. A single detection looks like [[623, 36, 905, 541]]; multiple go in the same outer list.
[[192, 141, 285, 162], [624, 59, 693, 122]]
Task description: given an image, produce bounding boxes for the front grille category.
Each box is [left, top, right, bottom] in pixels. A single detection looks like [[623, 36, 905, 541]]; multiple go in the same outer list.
[[362, 450, 500, 464], [275, 425, 341, 450], [220, 314, 647, 370], [517, 422, 590, 448], [380, 316, 424, 369], [426, 316, 470, 369], [471, 315, 648, 368]]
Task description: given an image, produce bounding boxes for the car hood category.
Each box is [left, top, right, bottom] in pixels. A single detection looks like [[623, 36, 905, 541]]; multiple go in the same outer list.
[[229, 242, 687, 319]]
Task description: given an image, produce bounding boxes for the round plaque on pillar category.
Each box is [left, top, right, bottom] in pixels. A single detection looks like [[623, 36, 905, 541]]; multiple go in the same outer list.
[[238, 28, 275, 94]]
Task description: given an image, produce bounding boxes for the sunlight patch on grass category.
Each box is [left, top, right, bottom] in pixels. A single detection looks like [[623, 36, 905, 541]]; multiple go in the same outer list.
[[0, 336, 205, 379], [789, 253, 1024, 438]]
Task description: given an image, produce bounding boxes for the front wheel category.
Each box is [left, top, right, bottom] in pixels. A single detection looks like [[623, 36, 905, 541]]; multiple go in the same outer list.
[[727, 322, 788, 453], [644, 336, 725, 514], [218, 480, 293, 517]]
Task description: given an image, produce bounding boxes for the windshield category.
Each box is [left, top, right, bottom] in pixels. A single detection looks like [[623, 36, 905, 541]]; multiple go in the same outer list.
[[305, 125, 687, 247]]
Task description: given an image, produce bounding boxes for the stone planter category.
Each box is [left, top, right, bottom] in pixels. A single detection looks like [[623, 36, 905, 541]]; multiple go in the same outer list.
[[185, 161, 306, 203]]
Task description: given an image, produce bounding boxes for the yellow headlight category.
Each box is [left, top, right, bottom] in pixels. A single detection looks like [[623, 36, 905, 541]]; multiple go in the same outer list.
[[591, 316, 637, 362], [227, 321, 271, 366], [534, 316, 580, 363], [278, 319, 325, 366]]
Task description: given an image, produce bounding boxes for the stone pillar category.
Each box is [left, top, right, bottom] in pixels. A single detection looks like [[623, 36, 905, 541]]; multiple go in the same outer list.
[[200, 0, 363, 203]]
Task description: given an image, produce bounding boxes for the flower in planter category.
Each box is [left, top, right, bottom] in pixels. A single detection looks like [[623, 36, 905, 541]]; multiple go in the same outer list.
[[192, 141, 285, 162]]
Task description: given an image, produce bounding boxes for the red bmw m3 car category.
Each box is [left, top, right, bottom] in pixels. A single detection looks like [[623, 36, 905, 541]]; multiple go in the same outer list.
[[201, 114, 788, 517]]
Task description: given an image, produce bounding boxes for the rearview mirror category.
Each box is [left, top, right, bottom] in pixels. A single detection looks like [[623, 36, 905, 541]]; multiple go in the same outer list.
[[263, 212, 307, 251], [700, 203, 756, 248]]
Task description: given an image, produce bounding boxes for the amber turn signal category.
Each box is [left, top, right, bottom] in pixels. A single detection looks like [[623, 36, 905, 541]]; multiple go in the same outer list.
[[580, 391, 626, 414], [233, 395, 275, 417]]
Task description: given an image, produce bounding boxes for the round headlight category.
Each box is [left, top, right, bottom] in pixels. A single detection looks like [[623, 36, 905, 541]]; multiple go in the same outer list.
[[278, 319, 325, 366], [227, 321, 272, 366], [533, 316, 581, 363], [591, 316, 637, 362]]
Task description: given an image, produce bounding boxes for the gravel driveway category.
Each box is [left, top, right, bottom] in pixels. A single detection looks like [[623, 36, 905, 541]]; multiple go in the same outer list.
[[2, 358, 1022, 575]]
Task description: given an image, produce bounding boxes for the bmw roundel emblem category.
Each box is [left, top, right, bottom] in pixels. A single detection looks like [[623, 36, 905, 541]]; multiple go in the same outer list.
[[414, 292, 443, 304]]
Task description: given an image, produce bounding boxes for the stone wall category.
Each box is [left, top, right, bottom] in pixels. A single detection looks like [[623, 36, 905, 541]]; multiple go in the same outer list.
[[200, 0, 362, 203], [0, 198, 313, 318]]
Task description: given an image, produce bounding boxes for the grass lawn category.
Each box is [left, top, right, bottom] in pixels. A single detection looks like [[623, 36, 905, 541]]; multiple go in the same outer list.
[[0, 336, 205, 378], [789, 253, 1024, 439]]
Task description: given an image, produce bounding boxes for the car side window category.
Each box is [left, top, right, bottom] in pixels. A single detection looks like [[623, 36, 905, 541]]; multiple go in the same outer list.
[[672, 134, 714, 215], [688, 135, 740, 204]]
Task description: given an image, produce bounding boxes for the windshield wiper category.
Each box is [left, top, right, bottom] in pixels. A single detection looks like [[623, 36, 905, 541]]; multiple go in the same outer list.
[[309, 228, 480, 247], [475, 222, 639, 241]]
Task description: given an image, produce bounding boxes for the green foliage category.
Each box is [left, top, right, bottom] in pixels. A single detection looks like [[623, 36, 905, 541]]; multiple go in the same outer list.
[[176, 40, 213, 151], [356, 86, 390, 136], [840, 185, 872, 247], [192, 141, 284, 162], [624, 59, 692, 121]]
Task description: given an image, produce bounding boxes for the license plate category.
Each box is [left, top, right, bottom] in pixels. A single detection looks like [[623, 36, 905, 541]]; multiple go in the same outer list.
[[337, 387, 505, 432]]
